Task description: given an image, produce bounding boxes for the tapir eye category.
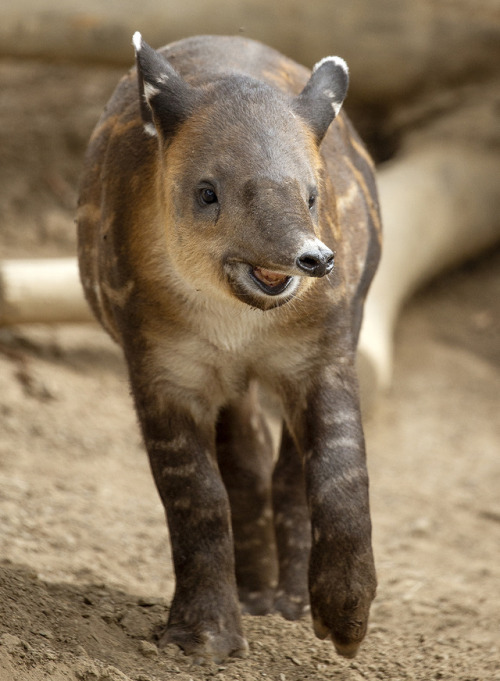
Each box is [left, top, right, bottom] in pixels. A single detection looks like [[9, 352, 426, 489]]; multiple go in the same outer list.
[[199, 187, 218, 205], [308, 192, 317, 209]]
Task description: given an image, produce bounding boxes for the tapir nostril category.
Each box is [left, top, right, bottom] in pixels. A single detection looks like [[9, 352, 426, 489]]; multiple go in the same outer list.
[[296, 249, 335, 277], [324, 252, 335, 270], [299, 255, 321, 270]]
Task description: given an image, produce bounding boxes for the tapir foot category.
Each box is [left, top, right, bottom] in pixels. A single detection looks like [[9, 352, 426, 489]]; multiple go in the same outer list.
[[309, 576, 376, 658], [159, 624, 249, 665], [307, 532, 377, 657], [312, 613, 366, 658]]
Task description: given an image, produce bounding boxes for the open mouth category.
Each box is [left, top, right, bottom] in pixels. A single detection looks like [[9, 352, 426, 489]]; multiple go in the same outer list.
[[249, 266, 293, 296]]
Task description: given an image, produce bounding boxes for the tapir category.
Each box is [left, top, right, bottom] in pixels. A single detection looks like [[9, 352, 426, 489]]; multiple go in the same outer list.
[[77, 31, 381, 663]]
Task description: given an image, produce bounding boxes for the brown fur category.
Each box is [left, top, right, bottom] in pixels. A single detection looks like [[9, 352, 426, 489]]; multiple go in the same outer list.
[[77, 34, 381, 663]]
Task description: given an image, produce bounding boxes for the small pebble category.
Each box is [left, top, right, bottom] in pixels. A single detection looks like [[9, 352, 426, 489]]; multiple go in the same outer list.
[[138, 640, 159, 658]]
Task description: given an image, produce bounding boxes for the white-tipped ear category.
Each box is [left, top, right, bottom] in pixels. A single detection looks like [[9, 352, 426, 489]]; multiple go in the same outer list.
[[312, 56, 349, 116], [294, 55, 349, 144], [313, 55, 349, 75], [132, 31, 142, 53], [133, 33, 200, 140]]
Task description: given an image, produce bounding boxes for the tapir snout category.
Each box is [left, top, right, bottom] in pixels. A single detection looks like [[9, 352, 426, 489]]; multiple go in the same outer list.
[[296, 243, 335, 277]]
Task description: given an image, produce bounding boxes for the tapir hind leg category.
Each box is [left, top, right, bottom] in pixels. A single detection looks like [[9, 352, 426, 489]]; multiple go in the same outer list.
[[216, 382, 278, 615], [272, 424, 311, 620]]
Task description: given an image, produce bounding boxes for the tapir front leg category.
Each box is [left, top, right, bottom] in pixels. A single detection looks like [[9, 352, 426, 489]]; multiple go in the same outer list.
[[288, 361, 377, 658], [130, 378, 248, 663]]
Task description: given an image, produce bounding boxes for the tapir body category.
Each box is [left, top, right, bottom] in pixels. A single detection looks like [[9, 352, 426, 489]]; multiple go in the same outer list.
[[77, 33, 381, 663]]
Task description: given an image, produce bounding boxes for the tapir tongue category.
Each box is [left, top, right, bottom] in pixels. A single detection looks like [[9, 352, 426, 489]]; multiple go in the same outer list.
[[252, 266, 289, 288]]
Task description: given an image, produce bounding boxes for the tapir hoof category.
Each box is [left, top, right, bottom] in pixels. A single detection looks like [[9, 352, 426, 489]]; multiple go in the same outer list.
[[160, 625, 249, 665], [313, 614, 367, 659]]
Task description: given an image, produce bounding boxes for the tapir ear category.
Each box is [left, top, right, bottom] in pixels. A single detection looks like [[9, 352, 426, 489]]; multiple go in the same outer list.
[[133, 32, 199, 139], [294, 56, 349, 144]]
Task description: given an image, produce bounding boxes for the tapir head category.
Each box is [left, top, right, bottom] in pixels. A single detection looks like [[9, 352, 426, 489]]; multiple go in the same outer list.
[[133, 33, 349, 311]]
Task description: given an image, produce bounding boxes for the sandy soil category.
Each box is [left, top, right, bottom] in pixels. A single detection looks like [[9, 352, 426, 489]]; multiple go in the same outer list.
[[1, 59, 499, 681]]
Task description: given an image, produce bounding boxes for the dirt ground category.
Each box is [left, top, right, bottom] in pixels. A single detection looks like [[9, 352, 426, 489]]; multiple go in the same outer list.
[[0, 60, 499, 681]]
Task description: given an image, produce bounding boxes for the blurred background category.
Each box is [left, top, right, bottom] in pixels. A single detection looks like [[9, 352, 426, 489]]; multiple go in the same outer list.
[[0, 3, 499, 681], [1, 0, 499, 259]]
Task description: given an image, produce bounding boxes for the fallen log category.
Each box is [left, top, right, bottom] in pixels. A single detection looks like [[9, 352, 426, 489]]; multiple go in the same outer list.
[[0, 258, 93, 326]]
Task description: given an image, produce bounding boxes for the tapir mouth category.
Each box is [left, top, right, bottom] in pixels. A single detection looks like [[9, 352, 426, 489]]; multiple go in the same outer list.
[[224, 259, 300, 310], [249, 266, 293, 296]]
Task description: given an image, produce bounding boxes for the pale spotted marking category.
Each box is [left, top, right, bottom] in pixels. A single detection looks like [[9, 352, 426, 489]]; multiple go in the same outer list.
[[161, 462, 198, 478], [76, 202, 101, 225], [328, 435, 361, 450], [336, 181, 359, 215], [256, 509, 273, 527], [88, 113, 118, 145], [323, 409, 359, 427], [315, 466, 365, 503], [245, 590, 272, 602], [321, 366, 344, 388], [109, 117, 145, 140], [172, 497, 191, 510], [343, 154, 382, 240], [147, 434, 189, 452], [349, 133, 377, 173], [143, 81, 160, 103], [172, 498, 227, 523], [143, 122, 157, 137], [304, 435, 360, 462], [101, 279, 135, 309], [189, 504, 228, 526]]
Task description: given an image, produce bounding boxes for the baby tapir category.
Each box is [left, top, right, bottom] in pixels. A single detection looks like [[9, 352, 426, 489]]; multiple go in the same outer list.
[[77, 32, 381, 664]]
